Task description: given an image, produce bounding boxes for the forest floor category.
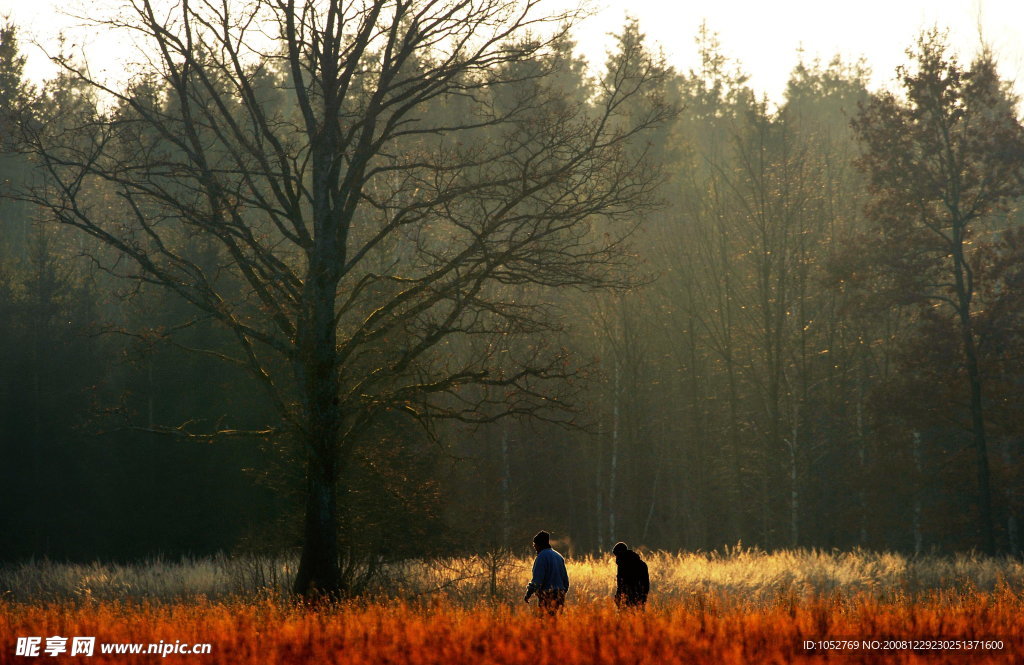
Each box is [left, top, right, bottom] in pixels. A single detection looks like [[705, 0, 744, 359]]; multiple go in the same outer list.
[[2, 549, 1023, 663]]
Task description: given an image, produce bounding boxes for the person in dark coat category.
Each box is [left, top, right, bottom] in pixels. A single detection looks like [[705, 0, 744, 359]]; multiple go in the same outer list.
[[612, 541, 649, 608], [524, 530, 569, 613]]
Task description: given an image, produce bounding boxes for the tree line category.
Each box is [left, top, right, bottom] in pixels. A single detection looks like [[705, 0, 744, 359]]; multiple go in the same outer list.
[[0, 2, 1022, 597]]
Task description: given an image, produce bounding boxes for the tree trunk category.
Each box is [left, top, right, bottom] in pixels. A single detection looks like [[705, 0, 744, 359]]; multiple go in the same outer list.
[[913, 430, 923, 556], [501, 426, 511, 547], [856, 375, 868, 547], [963, 336, 996, 555], [788, 416, 799, 549], [952, 241, 996, 555], [293, 446, 342, 596], [291, 119, 348, 596], [292, 235, 344, 595], [1001, 441, 1020, 557], [609, 360, 619, 542], [291, 350, 345, 597]]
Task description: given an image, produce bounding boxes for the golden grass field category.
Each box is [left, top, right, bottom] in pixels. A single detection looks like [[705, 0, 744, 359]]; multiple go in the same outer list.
[[3, 549, 1023, 663]]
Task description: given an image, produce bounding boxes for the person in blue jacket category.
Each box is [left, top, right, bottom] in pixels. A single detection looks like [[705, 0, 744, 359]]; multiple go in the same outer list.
[[523, 530, 569, 613]]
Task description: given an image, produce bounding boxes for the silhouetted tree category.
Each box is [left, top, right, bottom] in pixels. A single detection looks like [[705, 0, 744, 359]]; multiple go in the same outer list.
[[20, 0, 672, 595], [852, 31, 1024, 554]]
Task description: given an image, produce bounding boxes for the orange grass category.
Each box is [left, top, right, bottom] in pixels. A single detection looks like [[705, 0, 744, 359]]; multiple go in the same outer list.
[[3, 589, 1023, 664]]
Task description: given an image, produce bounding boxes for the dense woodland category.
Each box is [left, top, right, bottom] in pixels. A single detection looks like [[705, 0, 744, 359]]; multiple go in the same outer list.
[[1, 1, 1023, 593]]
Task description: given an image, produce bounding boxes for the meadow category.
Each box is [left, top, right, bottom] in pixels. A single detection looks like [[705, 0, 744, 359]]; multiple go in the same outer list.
[[3, 549, 1023, 663]]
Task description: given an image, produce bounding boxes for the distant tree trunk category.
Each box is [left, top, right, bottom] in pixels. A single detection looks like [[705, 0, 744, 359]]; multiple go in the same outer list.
[[609, 360, 620, 542], [724, 337, 743, 544], [501, 427, 511, 547], [595, 432, 605, 550], [641, 462, 660, 544], [913, 430, 923, 556], [951, 239, 996, 555], [1001, 441, 1019, 557], [856, 375, 868, 547], [147, 361, 155, 428], [788, 410, 799, 548]]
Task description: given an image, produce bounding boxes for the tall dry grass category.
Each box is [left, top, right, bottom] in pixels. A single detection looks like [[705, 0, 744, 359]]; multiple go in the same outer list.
[[4, 550, 1023, 663], [2, 589, 1022, 664], [2, 548, 1022, 605]]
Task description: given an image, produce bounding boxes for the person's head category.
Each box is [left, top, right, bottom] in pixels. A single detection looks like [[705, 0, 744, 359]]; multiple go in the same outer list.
[[612, 541, 628, 556], [532, 530, 551, 552]]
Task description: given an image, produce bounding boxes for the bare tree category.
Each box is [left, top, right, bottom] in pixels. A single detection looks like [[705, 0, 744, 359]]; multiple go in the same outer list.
[[20, 0, 672, 596]]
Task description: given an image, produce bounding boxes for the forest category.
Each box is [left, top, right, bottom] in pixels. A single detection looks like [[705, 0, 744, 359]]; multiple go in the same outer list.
[[1, 0, 1023, 600]]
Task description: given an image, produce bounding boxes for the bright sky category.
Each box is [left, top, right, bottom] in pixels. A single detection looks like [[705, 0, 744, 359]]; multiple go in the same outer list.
[[572, 0, 1024, 102], [3, 0, 1023, 103]]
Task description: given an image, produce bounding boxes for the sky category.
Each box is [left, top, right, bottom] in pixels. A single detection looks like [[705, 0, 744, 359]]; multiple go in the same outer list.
[[2, 0, 1023, 104], [570, 0, 1024, 101]]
